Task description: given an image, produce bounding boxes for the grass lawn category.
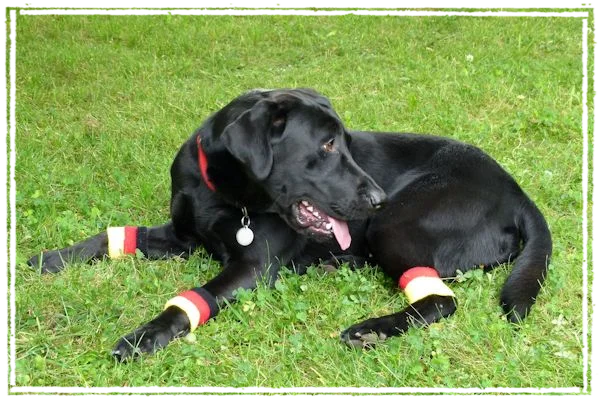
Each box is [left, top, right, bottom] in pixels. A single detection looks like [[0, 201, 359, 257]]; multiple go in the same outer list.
[[12, 11, 589, 390]]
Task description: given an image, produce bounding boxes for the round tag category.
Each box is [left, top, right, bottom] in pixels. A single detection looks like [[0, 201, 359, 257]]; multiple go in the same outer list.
[[236, 226, 254, 246]]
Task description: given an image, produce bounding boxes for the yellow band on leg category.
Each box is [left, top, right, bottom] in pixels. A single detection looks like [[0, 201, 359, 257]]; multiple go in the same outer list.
[[164, 296, 202, 332], [403, 276, 455, 304], [107, 227, 126, 259], [399, 267, 455, 304]]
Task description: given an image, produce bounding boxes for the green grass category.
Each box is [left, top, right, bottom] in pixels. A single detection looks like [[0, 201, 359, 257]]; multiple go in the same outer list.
[[13, 12, 587, 390]]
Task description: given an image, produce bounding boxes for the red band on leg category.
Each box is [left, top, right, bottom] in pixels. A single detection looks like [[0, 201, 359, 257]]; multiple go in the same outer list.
[[399, 266, 455, 304], [123, 226, 138, 255], [180, 290, 212, 325], [399, 266, 440, 289]]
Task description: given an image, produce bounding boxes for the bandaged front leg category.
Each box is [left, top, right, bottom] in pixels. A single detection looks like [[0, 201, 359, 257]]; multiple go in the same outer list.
[[112, 287, 220, 361], [164, 288, 220, 331], [399, 266, 455, 303], [107, 226, 148, 259]]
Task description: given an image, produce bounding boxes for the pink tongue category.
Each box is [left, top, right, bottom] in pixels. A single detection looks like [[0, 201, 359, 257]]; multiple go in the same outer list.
[[328, 216, 351, 250]]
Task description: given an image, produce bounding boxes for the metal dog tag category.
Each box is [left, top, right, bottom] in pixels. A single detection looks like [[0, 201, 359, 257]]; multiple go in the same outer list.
[[236, 226, 254, 246], [236, 207, 254, 246]]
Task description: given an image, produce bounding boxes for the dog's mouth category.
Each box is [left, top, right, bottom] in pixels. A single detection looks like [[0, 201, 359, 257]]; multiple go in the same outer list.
[[292, 200, 351, 250]]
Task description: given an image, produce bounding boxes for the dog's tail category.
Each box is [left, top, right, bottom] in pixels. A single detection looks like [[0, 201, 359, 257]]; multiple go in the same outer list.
[[500, 197, 552, 323]]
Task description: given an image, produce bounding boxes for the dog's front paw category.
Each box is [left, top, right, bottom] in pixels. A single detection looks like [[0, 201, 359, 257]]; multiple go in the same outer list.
[[112, 307, 190, 362], [112, 324, 176, 362], [27, 251, 66, 274], [340, 318, 390, 349]]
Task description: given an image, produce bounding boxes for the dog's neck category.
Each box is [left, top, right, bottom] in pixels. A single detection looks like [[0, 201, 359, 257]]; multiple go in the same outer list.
[[196, 135, 216, 192], [197, 134, 257, 247]]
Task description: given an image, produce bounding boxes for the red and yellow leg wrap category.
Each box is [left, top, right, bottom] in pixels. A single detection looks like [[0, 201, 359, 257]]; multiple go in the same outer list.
[[164, 288, 219, 332], [399, 266, 455, 304], [107, 226, 139, 259]]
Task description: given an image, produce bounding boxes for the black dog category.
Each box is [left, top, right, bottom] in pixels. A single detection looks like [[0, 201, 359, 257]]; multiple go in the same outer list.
[[28, 88, 552, 361]]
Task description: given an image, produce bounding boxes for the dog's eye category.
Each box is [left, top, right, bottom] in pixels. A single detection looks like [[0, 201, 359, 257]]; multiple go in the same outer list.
[[322, 138, 335, 153]]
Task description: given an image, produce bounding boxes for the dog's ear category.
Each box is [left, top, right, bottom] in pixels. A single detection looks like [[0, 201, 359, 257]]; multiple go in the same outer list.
[[221, 99, 285, 180]]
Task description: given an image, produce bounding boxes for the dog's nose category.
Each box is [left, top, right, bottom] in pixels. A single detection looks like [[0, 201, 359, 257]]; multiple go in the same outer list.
[[367, 190, 387, 210]]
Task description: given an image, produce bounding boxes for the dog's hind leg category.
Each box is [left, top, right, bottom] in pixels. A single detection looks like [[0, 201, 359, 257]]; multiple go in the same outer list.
[[27, 222, 198, 274], [339, 259, 458, 349], [341, 223, 458, 350], [340, 293, 457, 348], [338, 198, 461, 349]]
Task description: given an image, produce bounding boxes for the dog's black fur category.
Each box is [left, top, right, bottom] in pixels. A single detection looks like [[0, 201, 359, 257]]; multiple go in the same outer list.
[[28, 88, 552, 361]]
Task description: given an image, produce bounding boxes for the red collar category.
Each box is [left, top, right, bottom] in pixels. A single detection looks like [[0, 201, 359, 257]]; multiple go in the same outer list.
[[196, 135, 216, 192]]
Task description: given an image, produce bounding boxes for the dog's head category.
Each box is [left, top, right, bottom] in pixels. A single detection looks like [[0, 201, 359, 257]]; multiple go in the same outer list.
[[212, 88, 386, 250]]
